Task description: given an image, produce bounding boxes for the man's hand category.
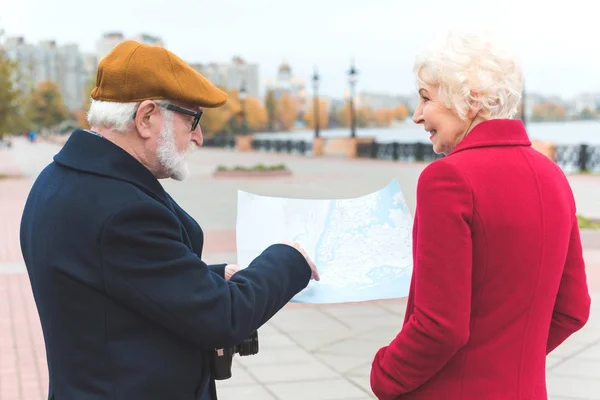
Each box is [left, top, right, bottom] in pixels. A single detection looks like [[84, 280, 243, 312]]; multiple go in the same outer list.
[[224, 264, 240, 281], [280, 241, 320, 281]]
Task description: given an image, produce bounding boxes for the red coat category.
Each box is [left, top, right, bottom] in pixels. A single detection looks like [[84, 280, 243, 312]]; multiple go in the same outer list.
[[370, 119, 591, 399]]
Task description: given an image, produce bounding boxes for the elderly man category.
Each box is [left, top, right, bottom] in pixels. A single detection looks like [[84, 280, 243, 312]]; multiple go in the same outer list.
[[20, 40, 318, 400]]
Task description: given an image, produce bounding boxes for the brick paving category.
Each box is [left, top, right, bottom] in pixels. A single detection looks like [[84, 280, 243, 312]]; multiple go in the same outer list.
[[1, 136, 599, 400]]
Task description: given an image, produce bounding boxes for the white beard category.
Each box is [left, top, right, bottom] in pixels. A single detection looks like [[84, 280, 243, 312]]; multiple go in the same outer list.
[[156, 113, 196, 181]]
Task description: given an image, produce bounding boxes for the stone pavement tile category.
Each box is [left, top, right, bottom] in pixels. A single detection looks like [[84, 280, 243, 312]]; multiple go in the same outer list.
[[577, 342, 600, 361], [0, 179, 30, 264], [215, 363, 258, 386], [312, 338, 385, 359], [0, 262, 27, 274], [281, 328, 354, 352], [0, 148, 23, 176], [236, 347, 317, 367], [265, 378, 369, 400], [215, 384, 278, 400], [552, 358, 600, 379], [0, 274, 47, 400], [550, 337, 595, 359], [546, 374, 600, 399], [245, 360, 342, 384], [268, 307, 349, 333], [549, 397, 595, 400], [312, 353, 373, 376]]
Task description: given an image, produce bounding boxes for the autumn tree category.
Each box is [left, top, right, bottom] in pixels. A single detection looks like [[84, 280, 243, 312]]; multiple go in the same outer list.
[[335, 103, 373, 128], [374, 109, 393, 127], [531, 102, 567, 122], [275, 94, 298, 131], [0, 28, 27, 136], [392, 105, 409, 121], [243, 96, 268, 132], [264, 89, 276, 131], [303, 99, 328, 130], [200, 88, 268, 136], [579, 107, 597, 120], [27, 80, 70, 130], [356, 106, 373, 127], [74, 75, 96, 129]]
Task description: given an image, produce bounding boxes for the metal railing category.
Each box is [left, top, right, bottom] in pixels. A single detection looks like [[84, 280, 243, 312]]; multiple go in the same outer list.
[[251, 139, 313, 155], [555, 144, 600, 173], [356, 142, 444, 162], [201, 135, 600, 173], [202, 136, 236, 149]]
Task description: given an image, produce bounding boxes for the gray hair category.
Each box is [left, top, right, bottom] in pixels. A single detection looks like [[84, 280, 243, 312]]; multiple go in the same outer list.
[[86, 99, 172, 133]]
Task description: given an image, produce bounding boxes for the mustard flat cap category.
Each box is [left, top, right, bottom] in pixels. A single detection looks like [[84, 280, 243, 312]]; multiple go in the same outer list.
[[91, 40, 227, 108]]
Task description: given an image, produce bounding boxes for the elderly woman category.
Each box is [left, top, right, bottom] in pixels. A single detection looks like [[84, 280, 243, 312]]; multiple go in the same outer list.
[[370, 32, 591, 399]]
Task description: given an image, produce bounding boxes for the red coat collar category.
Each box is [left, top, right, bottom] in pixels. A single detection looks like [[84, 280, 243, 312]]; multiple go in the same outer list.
[[448, 119, 531, 156]]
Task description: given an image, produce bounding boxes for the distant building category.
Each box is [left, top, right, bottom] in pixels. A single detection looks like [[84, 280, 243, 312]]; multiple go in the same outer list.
[[4, 36, 88, 111], [95, 32, 125, 62], [356, 91, 411, 110], [95, 32, 165, 62], [191, 56, 260, 98], [265, 61, 307, 113]]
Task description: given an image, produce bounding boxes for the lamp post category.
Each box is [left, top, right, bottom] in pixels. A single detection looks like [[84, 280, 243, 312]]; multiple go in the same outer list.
[[239, 80, 248, 135], [348, 60, 358, 138], [312, 66, 320, 138]]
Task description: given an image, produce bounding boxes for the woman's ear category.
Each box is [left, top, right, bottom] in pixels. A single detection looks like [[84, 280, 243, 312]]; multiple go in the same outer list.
[[467, 93, 482, 119]]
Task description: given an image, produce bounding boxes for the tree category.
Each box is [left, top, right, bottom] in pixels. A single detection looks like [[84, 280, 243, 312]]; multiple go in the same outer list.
[[0, 29, 27, 136], [335, 103, 373, 127], [244, 97, 268, 132], [356, 106, 374, 127], [74, 75, 96, 129], [579, 107, 597, 120], [27, 80, 70, 130], [531, 102, 567, 122], [275, 94, 298, 131], [374, 109, 393, 127], [201, 89, 268, 136], [392, 104, 409, 121], [303, 99, 329, 130], [264, 89, 276, 131]]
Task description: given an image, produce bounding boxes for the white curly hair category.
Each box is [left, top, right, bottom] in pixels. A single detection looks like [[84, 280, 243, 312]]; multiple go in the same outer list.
[[414, 31, 523, 121]]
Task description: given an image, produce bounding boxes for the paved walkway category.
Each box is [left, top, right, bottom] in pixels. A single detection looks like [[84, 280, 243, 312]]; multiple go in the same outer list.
[[1, 137, 599, 400]]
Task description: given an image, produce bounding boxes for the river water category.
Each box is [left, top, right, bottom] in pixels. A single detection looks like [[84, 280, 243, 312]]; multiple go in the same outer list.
[[254, 120, 600, 145]]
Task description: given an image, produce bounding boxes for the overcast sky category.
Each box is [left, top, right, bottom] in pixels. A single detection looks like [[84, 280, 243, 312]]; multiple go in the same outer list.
[[2, 0, 598, 99]]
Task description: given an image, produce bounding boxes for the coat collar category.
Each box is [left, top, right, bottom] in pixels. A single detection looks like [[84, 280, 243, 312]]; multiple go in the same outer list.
[[53, 129, 169, 204], [448, 119, 531, 156]]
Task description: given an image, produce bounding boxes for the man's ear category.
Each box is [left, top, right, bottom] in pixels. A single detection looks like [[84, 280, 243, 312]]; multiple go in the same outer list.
[[134, 100, 160, 139]]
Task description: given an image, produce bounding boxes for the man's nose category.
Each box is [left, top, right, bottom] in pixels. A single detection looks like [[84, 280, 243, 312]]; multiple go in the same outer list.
[[192, 126, 203, 147]]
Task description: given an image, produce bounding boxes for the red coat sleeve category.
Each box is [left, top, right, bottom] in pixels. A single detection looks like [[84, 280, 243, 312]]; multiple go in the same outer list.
[[546, 216, 591, 354], [371, 160, 473, 399]]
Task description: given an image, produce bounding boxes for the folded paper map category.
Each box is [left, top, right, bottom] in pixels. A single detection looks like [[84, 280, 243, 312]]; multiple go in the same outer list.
[[235, 180, 414, 304]]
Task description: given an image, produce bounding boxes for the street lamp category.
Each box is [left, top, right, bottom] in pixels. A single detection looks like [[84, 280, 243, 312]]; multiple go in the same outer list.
[[239, 80, 248, 135], [348, 60, 358, 138], [312, 66, 320, 138]]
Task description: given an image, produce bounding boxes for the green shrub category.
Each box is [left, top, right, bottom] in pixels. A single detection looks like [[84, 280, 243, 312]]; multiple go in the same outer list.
[[577, 214, 600, 229]]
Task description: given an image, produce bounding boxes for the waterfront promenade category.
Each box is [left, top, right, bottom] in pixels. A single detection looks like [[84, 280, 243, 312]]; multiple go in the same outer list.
[[1, 137, 599, 400]]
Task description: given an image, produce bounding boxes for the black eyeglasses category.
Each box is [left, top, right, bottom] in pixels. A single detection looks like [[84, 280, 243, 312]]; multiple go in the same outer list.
[[132, 102, 203, 131]]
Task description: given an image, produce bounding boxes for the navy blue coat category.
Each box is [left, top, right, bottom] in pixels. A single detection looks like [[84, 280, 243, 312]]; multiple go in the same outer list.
[[20, 130, 311, 400]]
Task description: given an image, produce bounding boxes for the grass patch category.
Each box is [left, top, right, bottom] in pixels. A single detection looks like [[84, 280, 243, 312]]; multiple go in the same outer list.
[[578, 214, 600, 229]]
